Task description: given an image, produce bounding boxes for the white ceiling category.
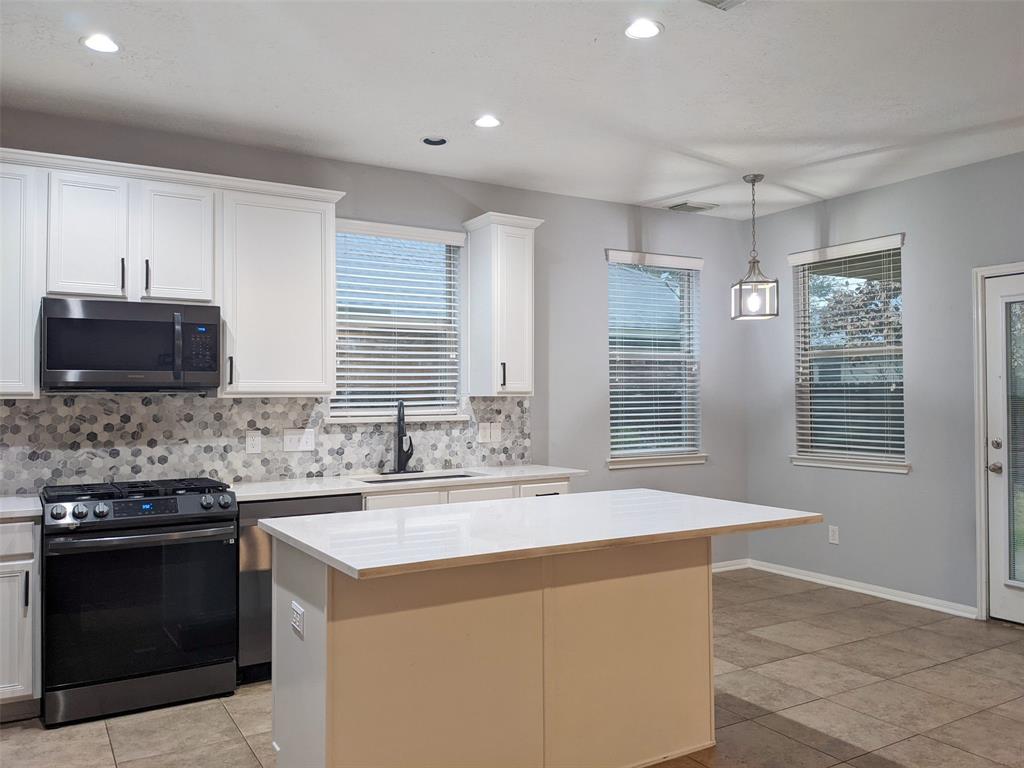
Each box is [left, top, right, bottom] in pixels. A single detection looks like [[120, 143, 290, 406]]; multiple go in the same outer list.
[[2, 1, 1023, 218]]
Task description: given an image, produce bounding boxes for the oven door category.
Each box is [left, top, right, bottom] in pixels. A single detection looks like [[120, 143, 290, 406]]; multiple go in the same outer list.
[[43, 522, 238, 692], [41, 297, 220, 391]]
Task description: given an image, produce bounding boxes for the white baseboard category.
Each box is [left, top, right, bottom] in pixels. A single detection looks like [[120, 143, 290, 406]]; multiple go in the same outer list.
[[712, 558, 979, 620]]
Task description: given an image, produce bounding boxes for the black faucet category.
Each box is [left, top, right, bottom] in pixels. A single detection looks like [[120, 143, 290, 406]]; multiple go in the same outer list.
[[393, 400, 415, 474]]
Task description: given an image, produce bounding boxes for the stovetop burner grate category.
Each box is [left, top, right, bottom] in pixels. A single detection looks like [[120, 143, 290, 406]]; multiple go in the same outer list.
[[41, 478, 229, 502]]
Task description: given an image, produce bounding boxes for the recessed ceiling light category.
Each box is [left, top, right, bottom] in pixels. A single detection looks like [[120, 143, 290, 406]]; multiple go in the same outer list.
[[473, 115, 502, 128], [421, 137, 448, 146], [624, 19, 663, 39], [81, 33, 119, 53]]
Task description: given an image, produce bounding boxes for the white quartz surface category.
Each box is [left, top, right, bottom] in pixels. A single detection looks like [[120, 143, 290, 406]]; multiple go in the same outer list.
[[0, 495, 42, 522], [232, 464, 588, 502], [259, 488, 822, 579]]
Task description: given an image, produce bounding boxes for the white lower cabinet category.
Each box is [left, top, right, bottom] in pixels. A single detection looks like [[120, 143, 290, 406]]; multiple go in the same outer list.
[[447, 485, 517, 503], [221, 191, 336, 396], [365, 490, 448, 511], [0, 522, 39, 708], [519, 481, 569, 497]]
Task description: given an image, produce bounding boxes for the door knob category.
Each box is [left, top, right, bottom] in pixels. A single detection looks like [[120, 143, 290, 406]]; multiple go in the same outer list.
[[988, 462, 1004, 474]]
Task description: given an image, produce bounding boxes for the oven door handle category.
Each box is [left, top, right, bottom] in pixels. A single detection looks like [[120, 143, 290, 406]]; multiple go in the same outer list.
[[46, 525, 236, 555]]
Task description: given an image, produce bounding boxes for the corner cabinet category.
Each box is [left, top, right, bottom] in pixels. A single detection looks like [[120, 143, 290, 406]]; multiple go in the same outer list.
[[220, 191, 337, 397], [0, 164, 45, 398], [464, 212, 543, 396]]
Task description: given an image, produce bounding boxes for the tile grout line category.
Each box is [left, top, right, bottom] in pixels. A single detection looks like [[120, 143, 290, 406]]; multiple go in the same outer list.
[[221, 697, 266, 768]]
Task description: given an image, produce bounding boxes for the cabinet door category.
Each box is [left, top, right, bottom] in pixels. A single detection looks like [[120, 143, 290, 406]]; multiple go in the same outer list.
[[221, 191, 334, 396], [0, 562, 33, 702], [447, 485, 518, 503], [0, 164, 44, 398], [494, 225, 534, 394], [139, 181, 214, 302], [47, 170, 129, 297], [519, 481, 569, 497], [364, 490, 448, 511]]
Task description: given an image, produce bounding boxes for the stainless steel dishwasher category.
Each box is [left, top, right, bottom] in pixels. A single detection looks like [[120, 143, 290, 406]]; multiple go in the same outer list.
[[238, 494, 362, 681]]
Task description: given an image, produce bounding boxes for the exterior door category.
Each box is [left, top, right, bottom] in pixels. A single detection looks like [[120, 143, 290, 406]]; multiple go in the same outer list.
[[985, 273, 1024, 624]]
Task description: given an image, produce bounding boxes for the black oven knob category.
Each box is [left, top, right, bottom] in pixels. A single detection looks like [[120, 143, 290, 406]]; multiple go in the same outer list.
[[50, 505, 67, 520], [217, 494, 233, 509], [200, 494, 215, 510], [94, 503, 110, 518], [72, 503, 89, 520]]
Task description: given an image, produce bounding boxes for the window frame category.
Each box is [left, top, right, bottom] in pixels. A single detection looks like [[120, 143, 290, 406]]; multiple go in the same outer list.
[[329, 218, 468, 424], [788, 233, 911, 474], [605, 249, 707, 470]]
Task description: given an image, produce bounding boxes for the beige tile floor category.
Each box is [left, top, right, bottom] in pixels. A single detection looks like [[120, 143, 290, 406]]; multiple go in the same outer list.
[[2, 567, 1023, 767]]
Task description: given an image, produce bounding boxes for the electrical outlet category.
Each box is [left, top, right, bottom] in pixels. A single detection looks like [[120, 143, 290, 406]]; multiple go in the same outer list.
[[290, 600, 304, 638], [478, 423, 492, 443], [283, 428, 315, 452], [489, 421, 501, 442], [245, 430, 262, 454], [828, 525, 840, 545]]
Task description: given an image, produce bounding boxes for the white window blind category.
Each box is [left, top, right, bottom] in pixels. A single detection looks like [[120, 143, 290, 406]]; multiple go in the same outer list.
[[332, 229, 460, 419], [790, 236, 904, 463], [607, 251, 702, 458]]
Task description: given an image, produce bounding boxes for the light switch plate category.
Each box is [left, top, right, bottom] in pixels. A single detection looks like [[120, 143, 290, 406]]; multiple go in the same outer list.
[[284, 428, 315, 452], [478, 423, 492, 443], [828, 525, 840, 545], [489, 421, 501, 442], [290, 600, 304, 637], [245, 431, 262, 454]]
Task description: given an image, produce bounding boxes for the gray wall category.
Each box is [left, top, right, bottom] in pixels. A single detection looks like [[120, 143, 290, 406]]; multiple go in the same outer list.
[[743, 153, 1024, 607], [0, 108, 752, 562]]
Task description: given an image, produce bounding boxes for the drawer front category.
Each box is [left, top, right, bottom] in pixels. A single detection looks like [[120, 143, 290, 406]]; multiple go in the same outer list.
[[0, 522, 37, 560], [519, 481, 569, 498], [364, 490, 448, 511], [447, 485, 518, 504]]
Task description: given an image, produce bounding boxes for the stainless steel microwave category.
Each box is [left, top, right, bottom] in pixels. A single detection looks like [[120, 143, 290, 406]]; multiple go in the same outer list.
[[41, 298, 221, 392]]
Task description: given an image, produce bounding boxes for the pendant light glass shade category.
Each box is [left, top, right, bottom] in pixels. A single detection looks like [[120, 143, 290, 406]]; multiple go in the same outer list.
[[731, 173, 779, 320]]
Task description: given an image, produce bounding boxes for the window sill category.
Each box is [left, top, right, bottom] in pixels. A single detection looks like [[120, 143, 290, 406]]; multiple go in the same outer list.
[[789, 455, 911, 475], [607, 453, 708, 470], [327, 413, 471, 426]]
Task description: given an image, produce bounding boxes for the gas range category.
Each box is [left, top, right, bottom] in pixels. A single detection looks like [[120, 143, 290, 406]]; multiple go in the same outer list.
[[41, 477, 236, 530]]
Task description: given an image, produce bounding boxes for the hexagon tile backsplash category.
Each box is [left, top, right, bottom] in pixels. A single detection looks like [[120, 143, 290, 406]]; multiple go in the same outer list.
[[0, 395, 530, 495]]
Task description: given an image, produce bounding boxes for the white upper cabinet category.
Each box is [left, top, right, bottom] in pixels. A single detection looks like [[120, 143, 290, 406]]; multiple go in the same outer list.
[[464, 212, 543, 396], [137, 181, 215, 302], [220, 191, 336, 396], [0, 164, 45, 398], [47, 170, 129, 297]]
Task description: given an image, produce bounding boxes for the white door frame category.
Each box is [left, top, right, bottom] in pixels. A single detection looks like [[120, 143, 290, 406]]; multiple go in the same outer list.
[[973, 262, 1024, 620]]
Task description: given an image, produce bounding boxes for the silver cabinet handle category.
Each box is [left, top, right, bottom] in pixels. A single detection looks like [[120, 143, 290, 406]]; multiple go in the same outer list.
[[988, 462, 1004, 474]]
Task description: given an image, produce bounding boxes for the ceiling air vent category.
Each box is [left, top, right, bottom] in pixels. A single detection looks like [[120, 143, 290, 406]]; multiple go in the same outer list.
[[667, 201, 719, 214], [697, 0, 748, 10]]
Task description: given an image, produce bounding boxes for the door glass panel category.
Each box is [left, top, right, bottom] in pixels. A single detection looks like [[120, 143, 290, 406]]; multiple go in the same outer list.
[[1006, 302, 1024, 583], [45, 533, 236, 689]]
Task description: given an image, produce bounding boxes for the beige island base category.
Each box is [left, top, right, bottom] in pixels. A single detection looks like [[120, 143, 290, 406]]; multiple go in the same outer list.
[[259, 488, 822, 768]]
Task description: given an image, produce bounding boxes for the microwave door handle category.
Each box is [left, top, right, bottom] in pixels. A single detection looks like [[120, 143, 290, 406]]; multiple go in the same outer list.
[[173, 311, 183, 380]]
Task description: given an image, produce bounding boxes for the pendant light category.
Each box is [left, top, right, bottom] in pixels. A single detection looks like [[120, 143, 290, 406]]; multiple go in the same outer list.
[[730, 173, 779, 319]]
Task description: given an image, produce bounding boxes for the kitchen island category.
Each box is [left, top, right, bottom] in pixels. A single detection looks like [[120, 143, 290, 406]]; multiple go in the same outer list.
[[259, 488, 822, 768]]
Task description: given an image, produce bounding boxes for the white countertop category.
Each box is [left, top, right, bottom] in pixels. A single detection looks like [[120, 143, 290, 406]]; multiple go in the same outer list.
[[0, 495, 42, 522], [258, 488, 823, 579], [232, 464, 588, 502]]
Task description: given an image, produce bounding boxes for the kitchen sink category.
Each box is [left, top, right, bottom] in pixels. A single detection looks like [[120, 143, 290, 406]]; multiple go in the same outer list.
[[362, 473, 476, 485]]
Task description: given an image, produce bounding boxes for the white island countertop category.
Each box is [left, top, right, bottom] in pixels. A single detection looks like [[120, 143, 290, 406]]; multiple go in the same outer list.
[[233, 464, 587, 502], [259, 488, 822, 579]]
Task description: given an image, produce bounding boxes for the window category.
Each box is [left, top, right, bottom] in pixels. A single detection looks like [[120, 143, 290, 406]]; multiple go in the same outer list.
[[789, 234, 908, 472], [332, 221, 464, 420], [606, 250, 705, 469]]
